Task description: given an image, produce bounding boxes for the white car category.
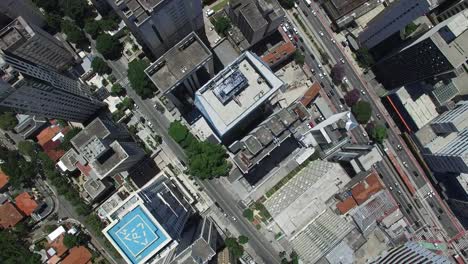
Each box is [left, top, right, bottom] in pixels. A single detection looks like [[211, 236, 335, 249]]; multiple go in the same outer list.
[[319, 73, 324, 79], [362, 132, 367, 137], [322, 71, 327, 76], [342, 76, 348, 83], [206, 9, 215, 17], [340, 58, 345, 64], [317, 63, 322, 69], [361, 89, 366, 95], [331, 38, 336, 44], [402, 161, 409, 168], [312, 10, 317, 16], [319, 31, 324, 37], [293, 27, 298, 34], [339, 104, 344, 110]]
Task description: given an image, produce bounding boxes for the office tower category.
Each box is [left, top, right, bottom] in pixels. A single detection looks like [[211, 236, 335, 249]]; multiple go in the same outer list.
[[430, 0, 468, 23], [359, 0, 430, 49], [418, 101, 468, 174], [227, 0, 284, 46], [0, 0, 45, 28], [371, 242, 451, 264], [0, 54, 104, 123], [0, 17, 74, 71], [373, 10, 468, 89], [108, 0, 203, 58]]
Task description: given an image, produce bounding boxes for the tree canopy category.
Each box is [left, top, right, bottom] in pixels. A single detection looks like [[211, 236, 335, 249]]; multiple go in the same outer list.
[[0, 147, 35, 189], [356, 47, 374, 68], [91, 57, 112, 75], [344, 89, 360, 107], [84, 20, 101, 39], [278, 0, 295, 9], [330, 64, 345, 84], [111, 83, 126, 97], [127, 59, 156, 99], [352, 100, 372, 124], [238, 235, 249, 244], [0, 112, 18, 130], [213, 16, 231, 36], [0, 229, 41, 264], [61, 20, 88, 46], [225, 237, 244, 259], [61, 0, 90, 25], [96, 34, 123, 60], [370, 122, 388, 143], [18, 141, 37, 157], [294, 51, 305, 66]]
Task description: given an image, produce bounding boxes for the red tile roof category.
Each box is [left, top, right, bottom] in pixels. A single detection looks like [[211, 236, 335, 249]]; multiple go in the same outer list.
[[262, 42, 296, 67], [0, 169, 9, 189], [48, 234, 68, 257], [0, 202, 24, 228], [336, 196, 357, 214], [61, 246, 92, 264], [37, 126, 62, 147], [15, 192, 38, 216], [351, 172, 383, 205], [300, 82, 321, 106]]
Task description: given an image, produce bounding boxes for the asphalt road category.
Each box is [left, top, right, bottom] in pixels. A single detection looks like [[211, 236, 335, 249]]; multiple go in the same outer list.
[[294, 1, 462, 239]]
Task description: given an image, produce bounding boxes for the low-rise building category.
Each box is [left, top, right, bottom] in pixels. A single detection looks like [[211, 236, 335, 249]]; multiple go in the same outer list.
[[0, 202, 24, 228], [14, 192, 38, 216]]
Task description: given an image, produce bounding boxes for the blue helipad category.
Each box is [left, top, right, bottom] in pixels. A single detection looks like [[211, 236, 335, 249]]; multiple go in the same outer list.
[[107, 205, 168, 264]]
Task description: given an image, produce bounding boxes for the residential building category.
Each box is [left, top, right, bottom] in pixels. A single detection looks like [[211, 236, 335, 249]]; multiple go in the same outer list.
[[230, 102, 310, 174], [322, 0, 384, 29], [0, 0, 45, 28], [430, 0, 468, 23], [0, 55, 105, 123], [0, 202, 24, 228], [0, 17, 74, 71], [14, 192, 38, 216], [358, 0, 431, 49], [373, 10, 468, 89], [108, 0, 203, 58], [227, 0, 284, 46], [61, 246, 93, 264], [261, 41, 296, 69], [194, 51, 285, 143], [103, 173, 192, 264], [370, 242, 451, 263], [145, 32, 213, 111], [383, 86, 438, 133], [416, 101, 468, 173]]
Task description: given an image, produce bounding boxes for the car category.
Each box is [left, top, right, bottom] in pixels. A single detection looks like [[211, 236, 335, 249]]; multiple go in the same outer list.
[[206, 9, 215, 17], [362, 132, 367, 137], [293, 27, 298, 34], [319, 73, 324, 78], [339, 104, 344, 110], [319, 31, 324, 36], [389, 186, 393, 190], [293, 35, 299, 42], [330, 90, 335, 96], [312, 10, 317, 16], [342, 76, 348, 83], [397, 190, 402, 195], [376, 113, 381, 119], [360, 89, 366, 95], [311, 68, 316, 74], [413, 171, 419, 177], [307, 122, 315, 129], [331, 38, 336, 44], [340, 58, 345, 64], [402, 161, 409, 168], [281, 26, 288, 32], [326, 92, 331, 97], [317, 63, 322, 69], [300, 46, 305, 52], [341, 41, 347, 47], [322, 71, 327, 76], [294, 2, 298, 8], [397, 144, 403, 150], [288, 34, 293, 40]]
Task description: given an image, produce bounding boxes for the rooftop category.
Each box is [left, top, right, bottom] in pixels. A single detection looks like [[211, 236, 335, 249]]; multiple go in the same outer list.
[[83, 178, 112, 200], [351, 172, 383, 204], [15, 192, 38, 216], [37, 125, 62, 147], [336, 196, 357, 214], [61, 246, 92, 264], [47, 234, 68, 257], [394, 87, 438, 129], [195, 51, 284, 136], [0, 169, 9, 189], [145, 32, 212, 94], [0, 202, 23, 228], [300, 82, 321, 107], [261, 41, 296, 68], [0, 17, 32, 51], [104, 204, 172, 264]]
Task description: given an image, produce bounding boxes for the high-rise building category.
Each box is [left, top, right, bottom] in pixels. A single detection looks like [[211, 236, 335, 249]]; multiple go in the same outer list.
[[358, 0, 430, 49], [0, 54, 104, 123], [416, 101, 468, 174], [0, 17, 75, 71], [108, 0, 203, 58], [371, 242, 451, 263], [0, 0, 46, 28], [430, 0, 468, 23], [373, 10, 468, 89]]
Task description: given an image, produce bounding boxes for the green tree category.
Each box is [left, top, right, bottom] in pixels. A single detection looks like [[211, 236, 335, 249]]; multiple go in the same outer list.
[[85, 214, 104, 234], [84, 20, 102, 39], [96, 34, 123, 60], [243, 208, 254, 222], [278, 0, 295, 9], [111, 83, 126, 97], [33, 0, 59, 13], [99, 19, 119, 31], [127, 59, 156, 99], [18, 141, 37, 157], [238, 235, 249, 244], [121, 97, 134, 110], [294, 51, 305, 66], [0, 229, 41, 264], [370, 122, 388, 143], [63, 234, 80, 248], [0, 112, 18, 130], [45, 13, 63, 33], [225, 237, 244, 259], [213, 16, 231, 36], [62, 20, 88, 46], [168, 121, 189, 143], [330, 64, 345, 84], [186, 141, 231, 179], [59, 128, 82, 151], [61, 0, 89, 24], [91, 57, 112, 75], [352, 100, 372, 124], [356, 47, 374, 68]]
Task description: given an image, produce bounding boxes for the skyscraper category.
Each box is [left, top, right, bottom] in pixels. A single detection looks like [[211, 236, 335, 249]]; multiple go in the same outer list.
[[0, 54, 104, 123], [371, 242, 451, 264], [108, 0, 203, 58], [373, 10, 468, 89], [0, 16, 75, 71]]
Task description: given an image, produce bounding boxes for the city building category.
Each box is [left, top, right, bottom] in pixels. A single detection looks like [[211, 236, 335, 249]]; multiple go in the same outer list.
[[430, 0, 468, 23], [370, 242, 451, 263], [0, 55, 105, 123], [13, 114, 47, 139], [0, 17, 74, 71], [330, 144, 382, 175], [230, 102, 310, 174], [261, 41, 296, 69], [322, 0, 384, 29], [108, 0, 203, 58], [264, 160, 351, 237], [295, 111, 358, 157], [383, 86, 438, 133], [227, 0, 284, 46], [103, 173, 193, 264], [416, 101, 468, 173], [14, 192, 38, 217], [374, 10, 468, 89], [145, 32, 213, 112], [194, 51, 285, 142], [358, 0, 430, 49], [0, 0, 45, 28], [217, 247, 236, 264]]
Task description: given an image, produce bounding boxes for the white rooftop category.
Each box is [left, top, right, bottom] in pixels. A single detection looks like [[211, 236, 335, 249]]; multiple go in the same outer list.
[[47, 226, 66, 242], [195, 51, 284, 136], [396, 87, 438, 129]]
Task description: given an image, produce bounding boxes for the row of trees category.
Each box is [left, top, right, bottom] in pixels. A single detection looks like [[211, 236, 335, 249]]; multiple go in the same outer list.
[[0, 112, 18, 131], [168, 121, 231, 179], [128, 59, 157, 99], [0, 228, 41, 264], [225, 236, 249, 259]]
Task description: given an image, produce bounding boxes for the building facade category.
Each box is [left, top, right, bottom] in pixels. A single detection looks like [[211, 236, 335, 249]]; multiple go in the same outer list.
[[108, 0, 203, 59], [0, 17, 74, 71], [373, 10, 468, 89], [358, 0, 430, 49], [0, 54, 104, 123], [371, 242, 451, 263]]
